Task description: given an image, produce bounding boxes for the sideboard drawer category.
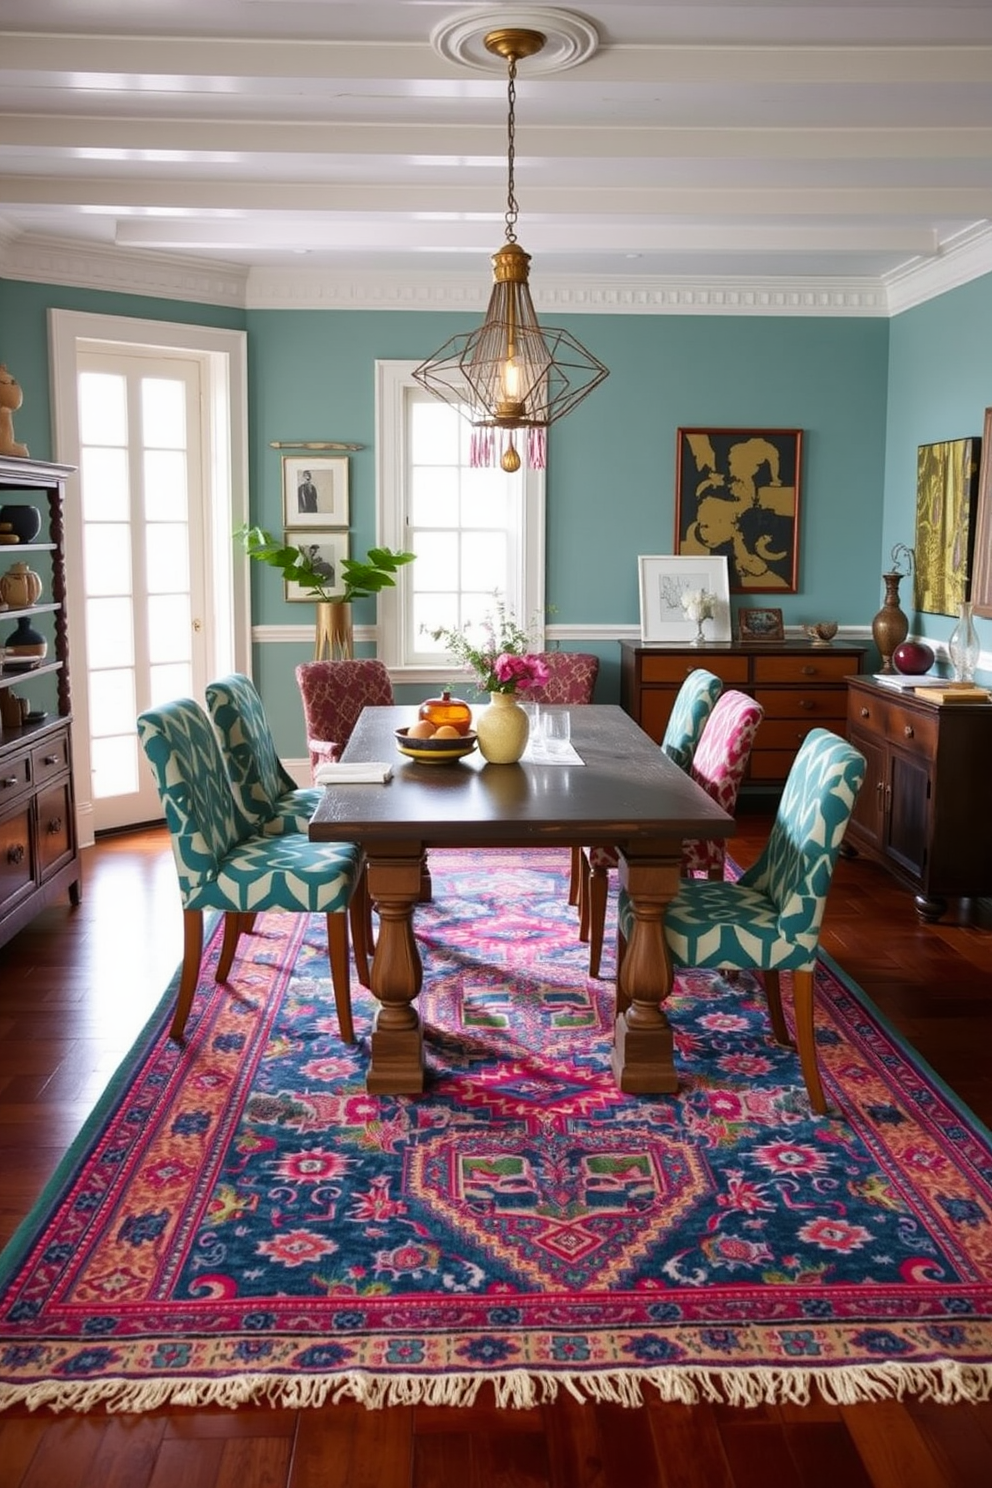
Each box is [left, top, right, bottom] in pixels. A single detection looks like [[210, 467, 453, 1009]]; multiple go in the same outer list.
[[754, 688, 849, 721], [31, 729, 72, 786], [0, 755, 32, 801], [752, 654, 860, 684], [639, 654, 749, 685], [754, 717, 839, 753], [850, 695, 938, 757]]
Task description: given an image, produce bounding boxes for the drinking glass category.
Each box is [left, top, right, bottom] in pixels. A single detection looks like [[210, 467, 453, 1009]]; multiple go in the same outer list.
[[543, 709, 571, 757]]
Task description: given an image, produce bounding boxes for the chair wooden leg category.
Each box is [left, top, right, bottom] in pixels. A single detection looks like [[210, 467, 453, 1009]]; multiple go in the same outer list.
[[568, 845, 583, 906], [761, 969, 792, 1047], [216, 912, 251, 984], [326, 911, 356, 1044], [170, 909, 205, 1042], [587, 865, 609, 978], [350, 870, 372, 989], [791, 967, 827, 1115]]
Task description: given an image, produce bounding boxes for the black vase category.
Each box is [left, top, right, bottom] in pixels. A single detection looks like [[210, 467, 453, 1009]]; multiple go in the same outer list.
[[3, 613, 47, 663], [0, 504, 42, 543]]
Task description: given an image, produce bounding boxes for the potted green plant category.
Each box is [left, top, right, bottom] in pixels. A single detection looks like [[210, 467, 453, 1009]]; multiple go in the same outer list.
[[236, 524, 415, 659]]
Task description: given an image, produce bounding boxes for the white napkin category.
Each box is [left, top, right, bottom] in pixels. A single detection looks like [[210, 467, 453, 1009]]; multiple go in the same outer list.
[[315, 761, 393, 785]]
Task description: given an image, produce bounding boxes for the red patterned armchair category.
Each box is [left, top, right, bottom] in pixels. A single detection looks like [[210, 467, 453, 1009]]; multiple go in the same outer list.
[[581, 689, 765, 977], [526, 651, 599, 705], [295, 659, 394, 776]]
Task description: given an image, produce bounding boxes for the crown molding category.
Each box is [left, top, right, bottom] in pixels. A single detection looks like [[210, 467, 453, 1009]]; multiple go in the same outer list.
[[884, 223, 992, 315], [0, 232, 248, 308], [1, 231, 990, 318]]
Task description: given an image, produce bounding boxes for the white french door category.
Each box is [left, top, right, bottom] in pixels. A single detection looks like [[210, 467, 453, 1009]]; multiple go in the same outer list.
[[77, 352, 207, 830], [49, 311, 251, 844]]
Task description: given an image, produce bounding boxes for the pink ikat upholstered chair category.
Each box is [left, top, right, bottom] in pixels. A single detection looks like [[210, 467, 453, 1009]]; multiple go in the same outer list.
[[295, 659, 395, 776], [581, 689, 764, 978], [525, 652, 600, 908]]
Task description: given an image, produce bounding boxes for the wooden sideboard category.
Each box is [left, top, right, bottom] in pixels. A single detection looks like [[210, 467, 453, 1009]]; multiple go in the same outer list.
[[619, 639, 866, 787], [845, 676, 992, 920]]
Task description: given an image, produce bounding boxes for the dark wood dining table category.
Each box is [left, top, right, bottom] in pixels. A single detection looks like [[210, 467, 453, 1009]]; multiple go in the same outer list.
[[309, 703, 734, 1096]]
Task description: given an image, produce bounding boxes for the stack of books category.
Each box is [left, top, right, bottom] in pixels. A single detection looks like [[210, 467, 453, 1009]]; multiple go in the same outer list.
[[913, 683, 991, 704]]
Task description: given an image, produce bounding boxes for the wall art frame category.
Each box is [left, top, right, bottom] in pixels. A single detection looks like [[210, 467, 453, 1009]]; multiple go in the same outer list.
[[737, 606, 785, 641], [637, 554, 732, 644], [970, 408, 992, 620], [912, 434, 981, 617], [283, 530, 349, 602], [283, 455, 349, 529], [674, 427, 802, 594]]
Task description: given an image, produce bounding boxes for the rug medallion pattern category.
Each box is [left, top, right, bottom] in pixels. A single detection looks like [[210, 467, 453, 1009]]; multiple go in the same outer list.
[[1, 850, 990, 1410]]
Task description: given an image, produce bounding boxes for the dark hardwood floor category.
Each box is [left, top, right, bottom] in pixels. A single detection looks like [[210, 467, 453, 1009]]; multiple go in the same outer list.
[[0, 815, 990, 1487]]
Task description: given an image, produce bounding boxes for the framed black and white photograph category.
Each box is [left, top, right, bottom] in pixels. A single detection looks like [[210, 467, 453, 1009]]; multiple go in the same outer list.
[[637, 554, 732, 643], [283, 530, 349, 602], [674, 427, 802, 593], [283, 455, 349, 529]]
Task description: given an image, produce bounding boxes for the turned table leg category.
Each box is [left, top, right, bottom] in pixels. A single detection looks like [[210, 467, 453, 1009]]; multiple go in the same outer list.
[[611, 848, 682, 1095], [365, 852, 426, 1093]]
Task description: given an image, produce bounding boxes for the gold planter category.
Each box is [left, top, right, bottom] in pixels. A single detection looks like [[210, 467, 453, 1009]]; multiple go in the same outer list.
[[314, 601, 353, 661]]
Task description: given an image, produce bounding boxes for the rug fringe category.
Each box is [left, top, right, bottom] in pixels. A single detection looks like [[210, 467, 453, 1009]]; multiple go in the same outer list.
[[3, 1360, 991, 1416]]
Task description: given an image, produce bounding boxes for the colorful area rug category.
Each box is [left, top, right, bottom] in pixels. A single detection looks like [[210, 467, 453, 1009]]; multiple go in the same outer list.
[[1, 848, 991, 1413]]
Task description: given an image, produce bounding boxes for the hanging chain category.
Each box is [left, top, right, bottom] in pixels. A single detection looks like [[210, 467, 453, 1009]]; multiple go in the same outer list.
[[504, 55, 519, 243]]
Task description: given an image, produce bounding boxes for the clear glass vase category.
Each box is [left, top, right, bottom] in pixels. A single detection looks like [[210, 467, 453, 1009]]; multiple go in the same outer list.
[[948, 600, 980, 683]]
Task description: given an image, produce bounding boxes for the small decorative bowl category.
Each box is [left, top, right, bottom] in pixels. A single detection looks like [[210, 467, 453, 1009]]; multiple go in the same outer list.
[[395, 727, 478, 765], [806, 622, 838, 646]]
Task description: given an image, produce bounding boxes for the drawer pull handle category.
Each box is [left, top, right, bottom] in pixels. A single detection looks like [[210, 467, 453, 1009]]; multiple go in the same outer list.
[[801, 665, 816, 675], [799, 699, 814, 710], [904, 724, 914, 738], [6, 843, 24, 866], [42, 754, 60, 766], [47, 815, 63, 835], [1, 774, 18, 788], [860, 707, 870, 718]]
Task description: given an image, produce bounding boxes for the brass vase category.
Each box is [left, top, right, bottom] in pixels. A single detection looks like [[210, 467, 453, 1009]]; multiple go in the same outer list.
[[314, 601, 353, 661], [871, 571, 909, 673]]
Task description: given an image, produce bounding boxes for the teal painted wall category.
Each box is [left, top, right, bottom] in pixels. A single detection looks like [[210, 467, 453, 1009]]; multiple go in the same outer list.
[[1, 277, 899, 753], [884, 274, 992, 662]]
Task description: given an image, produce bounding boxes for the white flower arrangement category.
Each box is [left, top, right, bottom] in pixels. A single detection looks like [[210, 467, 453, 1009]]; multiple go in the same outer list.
[[680, 588, 716, 623]]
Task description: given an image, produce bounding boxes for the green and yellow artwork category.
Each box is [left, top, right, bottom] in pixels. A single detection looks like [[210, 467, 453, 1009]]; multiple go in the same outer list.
[[913, 437, 981, 616]]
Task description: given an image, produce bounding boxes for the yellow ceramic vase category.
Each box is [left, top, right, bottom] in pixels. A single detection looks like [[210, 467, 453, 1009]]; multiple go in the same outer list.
[[476, 691, 529, 764]]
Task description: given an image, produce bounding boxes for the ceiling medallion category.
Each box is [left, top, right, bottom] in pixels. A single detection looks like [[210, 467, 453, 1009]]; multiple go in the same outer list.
[[431, 7, 600, 75]]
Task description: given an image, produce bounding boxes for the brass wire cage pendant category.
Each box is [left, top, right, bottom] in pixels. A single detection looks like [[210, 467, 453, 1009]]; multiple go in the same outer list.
[[413, 27, 608, 472]]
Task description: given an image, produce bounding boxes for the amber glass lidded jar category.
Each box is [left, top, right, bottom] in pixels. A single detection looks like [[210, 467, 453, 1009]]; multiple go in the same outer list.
[[418, 688, 473, 736]]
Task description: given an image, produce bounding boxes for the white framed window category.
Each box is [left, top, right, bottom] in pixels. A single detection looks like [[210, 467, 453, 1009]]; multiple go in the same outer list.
[[375, 361, 545, 680]]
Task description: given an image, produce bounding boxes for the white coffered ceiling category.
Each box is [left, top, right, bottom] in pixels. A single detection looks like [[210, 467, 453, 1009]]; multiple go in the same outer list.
[[1, 1, 991, 303]]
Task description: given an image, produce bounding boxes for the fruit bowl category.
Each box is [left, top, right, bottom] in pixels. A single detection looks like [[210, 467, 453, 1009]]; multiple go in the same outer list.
[[394, 727, 478, 764]]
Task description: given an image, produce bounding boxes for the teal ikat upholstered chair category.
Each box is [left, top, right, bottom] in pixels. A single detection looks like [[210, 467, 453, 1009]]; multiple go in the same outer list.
[[617, 727, 866, 1115], [205, 672, 319, 834], [578, 667, 725, 965], [137, 697, 368, 1045]]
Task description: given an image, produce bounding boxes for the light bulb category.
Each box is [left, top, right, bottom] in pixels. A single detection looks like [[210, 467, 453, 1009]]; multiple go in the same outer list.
[[502, 356, 522, 401]]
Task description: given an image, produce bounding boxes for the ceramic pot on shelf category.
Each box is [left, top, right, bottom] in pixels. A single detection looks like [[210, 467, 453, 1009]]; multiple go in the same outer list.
[[314, 600, 353, 661], [476, 691, 529, 764], [0, 504, 41, 543], [0, 561, 43, 609], [3, 613, 47, 664], [871, 571, 909, 673]]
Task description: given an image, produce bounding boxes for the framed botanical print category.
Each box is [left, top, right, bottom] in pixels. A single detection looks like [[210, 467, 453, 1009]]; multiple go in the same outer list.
[[283, 455, 349, 529], [674, 428, 802, 593], [637, 554, 732, 643]]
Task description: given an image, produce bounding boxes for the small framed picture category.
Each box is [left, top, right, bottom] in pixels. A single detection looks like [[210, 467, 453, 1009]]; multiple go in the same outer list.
[[738, 606, 785, 641], [283, 455, 349, 529], [637, 554, 732, 643], [284, 530, 349, 602]]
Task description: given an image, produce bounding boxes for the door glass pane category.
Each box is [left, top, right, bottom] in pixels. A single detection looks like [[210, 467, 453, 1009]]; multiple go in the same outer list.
[[148, 595, 191, 662], [84, 524, 132, 597], [88, 668, 136, 737], [149, 662, 192, 706], [145, 449, 188, 521], [142, 378, 186, 448], [91, 735, 139, 799], [146, 523, 190, 593], [86, 597, 134, 668], [78, 371, 126, 445], [80, 447, 129, 522]]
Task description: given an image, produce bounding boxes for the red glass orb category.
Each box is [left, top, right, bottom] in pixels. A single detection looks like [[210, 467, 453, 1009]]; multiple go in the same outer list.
[[892, 640, 935, 675]]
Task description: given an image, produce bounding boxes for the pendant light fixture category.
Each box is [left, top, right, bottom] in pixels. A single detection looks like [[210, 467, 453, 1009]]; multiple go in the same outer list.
[[413, 23, 608, 473]]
